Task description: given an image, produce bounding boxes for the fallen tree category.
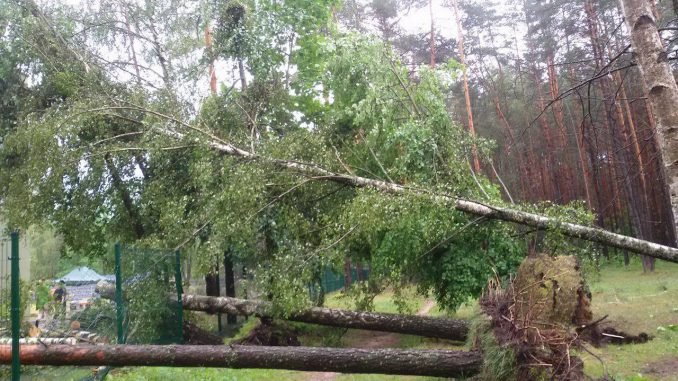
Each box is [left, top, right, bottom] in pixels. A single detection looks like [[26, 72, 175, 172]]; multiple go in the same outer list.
[[181, 294, 468, 341], [153, 125, 678, 262], [0, 344, 481, 377], [95, 282, 468, 341]]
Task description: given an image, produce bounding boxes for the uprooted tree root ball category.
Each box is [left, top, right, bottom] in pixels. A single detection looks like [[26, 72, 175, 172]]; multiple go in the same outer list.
[[470, 254, 650, 381]]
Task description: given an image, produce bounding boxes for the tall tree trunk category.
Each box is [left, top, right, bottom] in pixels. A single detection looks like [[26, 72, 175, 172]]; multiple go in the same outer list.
[[546, 54, 573, 203], [452, 0, 481, 172], [121, 7, 142, 87], [429, 0, 435, 68], [205, 26, 217, 94], [532, 67, 557, 201], [224, 251, 237, 325], [238, 59, 248, 90], [205, 265, 221, 331], [620, 0, 678, 245], [0, 345, 481, 377]]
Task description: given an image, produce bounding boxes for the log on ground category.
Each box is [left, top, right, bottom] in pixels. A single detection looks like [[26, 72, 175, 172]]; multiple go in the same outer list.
[[0, 344, 482, 378], [182, 294, 469, 341], [96, 281, 468, 341]]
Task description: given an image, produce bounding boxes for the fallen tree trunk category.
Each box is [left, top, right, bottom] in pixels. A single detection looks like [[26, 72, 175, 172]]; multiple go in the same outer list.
[[182, 294, 469, 341], [155, 126, 678, 262], [96, 281, 468, 341], [0, 344, 481, 377]]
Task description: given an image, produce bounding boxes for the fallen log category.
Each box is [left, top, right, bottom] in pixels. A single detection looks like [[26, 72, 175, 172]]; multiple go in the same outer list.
[[0, 344, 482, 377], [182, 295, 469, 341], [96, 281, 468, 341], [154, 125, 678, 262]]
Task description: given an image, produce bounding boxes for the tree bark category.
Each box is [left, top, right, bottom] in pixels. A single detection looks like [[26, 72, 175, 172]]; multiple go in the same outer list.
[[205, 265, 221, 331], [151, 124, 678, 262], [620, 0, 678, 244], [224, 251, 237, 325], [95, 283, 469, 341], [182, 295, 469, 341], [429, 0, 435, 68], [0, 345, 481, 377], [452, 0, 481, 172]]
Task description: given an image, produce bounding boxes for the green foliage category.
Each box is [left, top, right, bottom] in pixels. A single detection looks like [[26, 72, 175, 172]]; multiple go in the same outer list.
[[0, 0, 610, 321], [28, 226, 63, 280], [0, 280, 29, 322], [120, 246, 182, 344], [70, 298, 117, 339], [468, 314, 517, 381]]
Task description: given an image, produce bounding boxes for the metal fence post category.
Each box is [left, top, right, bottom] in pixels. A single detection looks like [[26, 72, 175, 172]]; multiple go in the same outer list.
[[114, 243, 124, 344], [10, 231, 20, 381], [174, 250, 183, 343]]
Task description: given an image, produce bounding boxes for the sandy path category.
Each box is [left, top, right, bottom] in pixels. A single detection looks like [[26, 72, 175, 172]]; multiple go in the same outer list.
[[306, 300, 436, 381]]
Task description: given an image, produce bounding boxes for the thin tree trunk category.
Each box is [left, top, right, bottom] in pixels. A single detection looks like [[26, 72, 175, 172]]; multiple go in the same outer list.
[[620, 0, 678, 245], [104, 154, 145, 239], [546, 54, 573, 203], [238, 59, 248, 90], [429, 0, 435, 68], [205, 265, 221, 331], [0, 345, 481, 377], [452, 0, 481, 172], [224, 251, 237, 325], [344, 259, 353, 290], [122, 7, 142, 86], [155, 123, 678, 261], [205, 26, 217, 94], [532, 67, 557, 201]]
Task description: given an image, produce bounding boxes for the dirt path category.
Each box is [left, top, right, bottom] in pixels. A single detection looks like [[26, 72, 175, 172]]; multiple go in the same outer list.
[[306, 300, 436, 381]]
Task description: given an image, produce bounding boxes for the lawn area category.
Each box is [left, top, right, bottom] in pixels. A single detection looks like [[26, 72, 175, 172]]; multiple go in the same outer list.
[[92, 262, 678, 380], [580, 260, 678, 381]]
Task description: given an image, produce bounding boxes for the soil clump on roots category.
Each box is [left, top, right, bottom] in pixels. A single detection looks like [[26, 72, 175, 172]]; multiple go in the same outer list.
[[472, 254, 649, 381]]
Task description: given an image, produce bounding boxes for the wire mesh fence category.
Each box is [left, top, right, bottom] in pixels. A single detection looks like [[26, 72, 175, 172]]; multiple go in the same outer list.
[[309, 265, 371, 303], [0, 237, 11, 335], [115, 243, 183, 344]]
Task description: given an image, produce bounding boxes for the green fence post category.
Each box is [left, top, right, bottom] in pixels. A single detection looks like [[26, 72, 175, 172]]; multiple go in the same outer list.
[[114, 243, 124, 344], [10, 231, 20, 381], [174, 250, 183, 343]]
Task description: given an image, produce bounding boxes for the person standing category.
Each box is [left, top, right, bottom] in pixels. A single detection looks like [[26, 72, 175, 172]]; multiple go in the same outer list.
[[53, 280, 68, 320]]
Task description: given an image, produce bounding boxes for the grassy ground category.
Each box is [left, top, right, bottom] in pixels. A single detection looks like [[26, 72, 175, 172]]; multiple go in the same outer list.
[[580, 260, 678, 381], [49, 261, 677, 381]]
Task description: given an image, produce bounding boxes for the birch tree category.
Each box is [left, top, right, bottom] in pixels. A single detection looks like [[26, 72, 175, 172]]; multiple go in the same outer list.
[[619, 0, 678, 245]]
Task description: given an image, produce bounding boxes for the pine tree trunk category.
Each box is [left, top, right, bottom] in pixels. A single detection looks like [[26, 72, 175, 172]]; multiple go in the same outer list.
[[181, 295, 470, 341], [0, 345, 481, 377], [620, 0, 678, 245], [452, 0, 481, 172]]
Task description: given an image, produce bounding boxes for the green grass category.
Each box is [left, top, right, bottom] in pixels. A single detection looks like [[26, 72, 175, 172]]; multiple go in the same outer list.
[[96, 263, 678, 380], [109, 367, 306, 381], [324, 287, 423, 314], [580, 260, 678, 381]]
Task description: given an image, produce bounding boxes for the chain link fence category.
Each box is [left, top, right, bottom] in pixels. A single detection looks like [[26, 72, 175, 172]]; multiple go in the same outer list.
[[115, 243, 183, 344], [0, 237, 11, 335]]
